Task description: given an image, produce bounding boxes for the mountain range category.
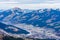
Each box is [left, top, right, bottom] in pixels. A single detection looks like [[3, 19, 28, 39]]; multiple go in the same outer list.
[[0, 8, 60, 39]]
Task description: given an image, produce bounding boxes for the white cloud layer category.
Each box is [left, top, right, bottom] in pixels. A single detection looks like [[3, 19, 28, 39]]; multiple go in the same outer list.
[[0, 0, 60, 4], [0, 3, 60, 9]]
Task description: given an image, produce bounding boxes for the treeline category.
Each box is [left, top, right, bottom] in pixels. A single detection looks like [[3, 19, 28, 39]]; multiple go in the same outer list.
[[3, 36, 24, 40], [3, 36, 56, 40]]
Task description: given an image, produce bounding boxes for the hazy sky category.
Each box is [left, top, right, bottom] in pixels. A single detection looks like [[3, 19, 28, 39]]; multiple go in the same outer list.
[[0, 0, 60, 4], [0, 0, 60, 9], [0, 3, 60, 9]]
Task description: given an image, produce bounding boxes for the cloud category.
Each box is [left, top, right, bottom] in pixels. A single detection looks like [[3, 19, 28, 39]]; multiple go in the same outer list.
[[0, 3, 60, 9], [0, 0, 60, 4]]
